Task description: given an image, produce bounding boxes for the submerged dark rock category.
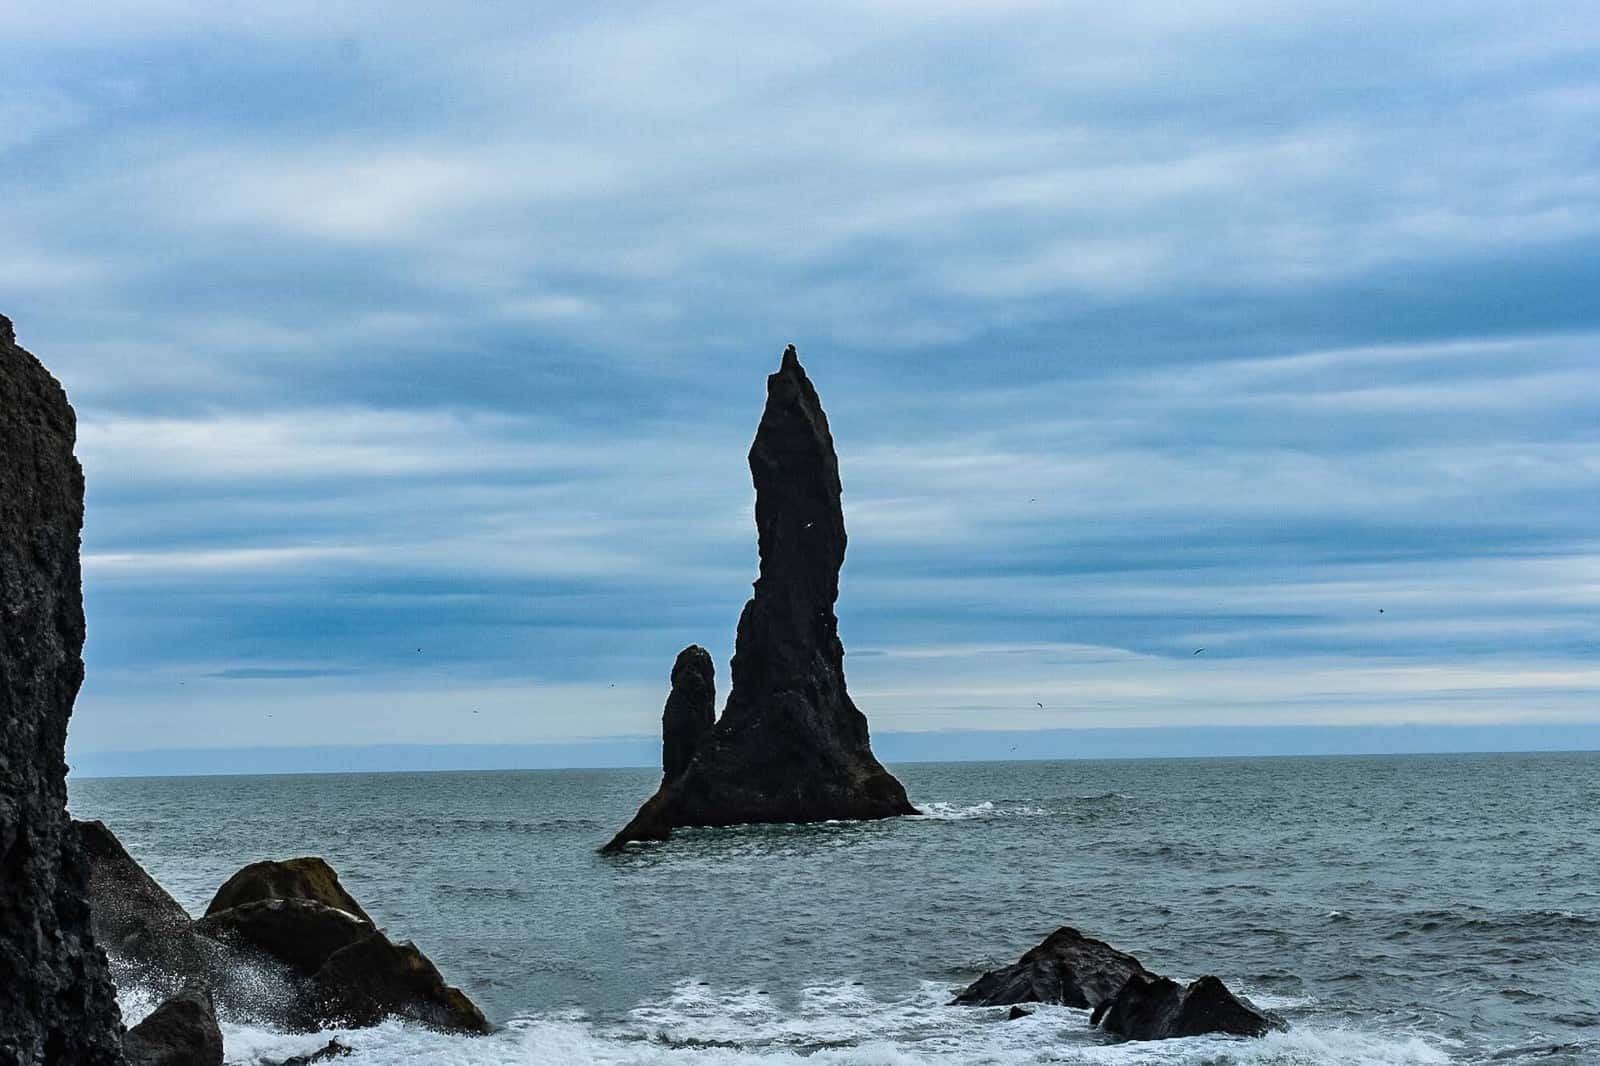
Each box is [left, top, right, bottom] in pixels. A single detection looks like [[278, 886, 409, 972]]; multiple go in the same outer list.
[[954, 926, 1283, 1042], [270, 1040, 353, 1066], [0, 314, 126, 1065], [661, 645, 715, 782], [121, 982, 223, 1066], [604, 347, 914, 850], [206, 857, 373, 924]]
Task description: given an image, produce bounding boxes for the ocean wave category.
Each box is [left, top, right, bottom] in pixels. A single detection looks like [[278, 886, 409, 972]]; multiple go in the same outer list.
[[207, 981, 1454, 1066], [914, 801, 1049, 821]]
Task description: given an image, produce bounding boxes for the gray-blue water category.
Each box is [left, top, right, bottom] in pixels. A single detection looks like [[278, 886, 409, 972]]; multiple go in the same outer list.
[[69, 753, 1600, 1065]]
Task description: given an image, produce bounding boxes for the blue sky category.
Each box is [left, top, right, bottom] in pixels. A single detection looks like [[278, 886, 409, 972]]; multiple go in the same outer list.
[[4, 3, 1597, 769]]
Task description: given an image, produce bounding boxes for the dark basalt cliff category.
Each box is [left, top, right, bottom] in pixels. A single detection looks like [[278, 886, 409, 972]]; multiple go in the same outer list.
[[604, 346, 914, 850], [0, 315, 126, 1065]]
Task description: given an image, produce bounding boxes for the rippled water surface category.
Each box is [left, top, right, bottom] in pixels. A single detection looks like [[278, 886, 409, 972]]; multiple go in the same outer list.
[[70, 753, 1600, 1065]]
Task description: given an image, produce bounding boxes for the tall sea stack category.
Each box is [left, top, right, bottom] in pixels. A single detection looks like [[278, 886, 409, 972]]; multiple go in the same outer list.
[[0, 315, 125, 1064], [604, 346, 914, 850]]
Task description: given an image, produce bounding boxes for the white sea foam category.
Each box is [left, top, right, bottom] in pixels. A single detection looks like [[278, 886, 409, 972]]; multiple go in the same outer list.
[[914, 801, 1049, 820], [211, 980, 1455, 1066]]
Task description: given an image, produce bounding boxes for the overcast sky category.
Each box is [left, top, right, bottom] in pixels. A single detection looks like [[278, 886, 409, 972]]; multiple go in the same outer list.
[[5, 3, 1597, 766]]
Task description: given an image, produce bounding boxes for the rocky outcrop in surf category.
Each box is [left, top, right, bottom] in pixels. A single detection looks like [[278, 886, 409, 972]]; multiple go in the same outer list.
[[604, 346, 914, 850], [80, 820, 489, 1035], [79, 819, 223, 981], [206, 857, 374, 925], [0, 315, 126, 1065], [121, 982, 224, 1066], [954, 926, 1283, 1041]]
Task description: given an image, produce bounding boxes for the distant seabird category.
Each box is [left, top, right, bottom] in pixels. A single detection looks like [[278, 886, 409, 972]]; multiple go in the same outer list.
[[1035, 701, 1043, 708], [1193, 648, 1205, 655]]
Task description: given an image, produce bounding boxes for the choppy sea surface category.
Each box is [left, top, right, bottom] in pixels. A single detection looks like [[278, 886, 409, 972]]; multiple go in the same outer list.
[[69, 753, 1599, 1066]]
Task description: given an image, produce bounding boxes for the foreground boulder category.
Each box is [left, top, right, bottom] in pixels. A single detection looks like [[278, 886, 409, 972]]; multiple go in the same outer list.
[[79, 819, 490, 1035], [309, 932, 490, 1033], [199, 855, 486, 1033], [954, 926, 1283, 1041], [195, 899, 374, 976], [77, 818, 303, 1030], [604, 347, 915, 850], [207, 857, 373, 924], [0, 314, 125, 1064], [122, 982, 223, 1066], [78, 819, 220, 979]]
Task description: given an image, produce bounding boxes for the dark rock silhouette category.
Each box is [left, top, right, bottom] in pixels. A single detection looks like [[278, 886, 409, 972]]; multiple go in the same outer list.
[[1097, 972, 1282, 1040], [604, 346, 914, 850], [954, 927, 1150, 1009], [121, 982, 223, 1066], [0, 315, 126, 1065], [954, 926, 1283, 1041], [1006, 1006, 1032, 1020], [661, 645, 716, 782], [207, 857, 374, 924]]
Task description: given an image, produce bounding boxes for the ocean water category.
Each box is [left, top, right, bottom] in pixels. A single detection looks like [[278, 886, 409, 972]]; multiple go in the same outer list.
[[69, 753, 1600, 1065]]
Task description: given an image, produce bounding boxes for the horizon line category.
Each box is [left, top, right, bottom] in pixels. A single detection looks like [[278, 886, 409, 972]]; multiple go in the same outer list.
[[66, 722, 1600, 780]]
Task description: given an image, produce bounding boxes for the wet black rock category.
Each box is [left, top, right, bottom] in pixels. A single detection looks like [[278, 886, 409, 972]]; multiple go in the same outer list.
[[270, 1040, 352, 1066], [206, 858, 373, 924], [0, 314, 126, 1065], [954, 927, 1149, 1009], [1006, 1006, 1032, 1021], [661, 645, 715, 782], [78, 818, 490, 1037], [194, 899, 375, 976], [604, 347, 914, 850], [121, 981, 223, 1066], [954, 926, 1284, 1042], [1098, 972, 1283, 1041], [78, 818, 218, 979], [200, 857, 488, 1034], [308, 931, 491, 1034]]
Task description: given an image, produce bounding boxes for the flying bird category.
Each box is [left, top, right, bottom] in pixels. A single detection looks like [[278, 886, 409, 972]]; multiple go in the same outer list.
[[1035, 701, 1043, 708], [1193, 648, 1205, 655]]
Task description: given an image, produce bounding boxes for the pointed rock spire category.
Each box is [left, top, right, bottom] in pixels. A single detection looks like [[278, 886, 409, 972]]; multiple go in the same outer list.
[[603, 346, 913, 851]]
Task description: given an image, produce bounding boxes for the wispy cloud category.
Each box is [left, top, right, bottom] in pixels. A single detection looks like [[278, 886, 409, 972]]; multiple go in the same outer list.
[[2, 3, 1593, 762]]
